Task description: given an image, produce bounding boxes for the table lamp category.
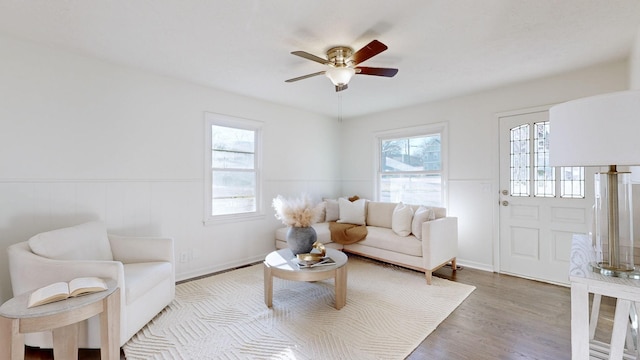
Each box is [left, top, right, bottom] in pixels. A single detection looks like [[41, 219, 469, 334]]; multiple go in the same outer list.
[[550, 90, 640, 277]]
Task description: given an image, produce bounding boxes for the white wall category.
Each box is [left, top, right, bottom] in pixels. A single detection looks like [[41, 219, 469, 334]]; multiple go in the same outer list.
[[340, 61, 629, 271], [630, 26, 640, 89], [0, 34, 342, 302]]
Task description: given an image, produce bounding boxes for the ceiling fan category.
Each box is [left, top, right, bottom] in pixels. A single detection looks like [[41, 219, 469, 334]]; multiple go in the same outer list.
[[285, 40, 398, 92]]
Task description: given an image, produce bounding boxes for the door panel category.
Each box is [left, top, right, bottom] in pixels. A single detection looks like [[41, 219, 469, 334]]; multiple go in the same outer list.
[[499, 110, 594, 285], [510, 227, 539, 258]]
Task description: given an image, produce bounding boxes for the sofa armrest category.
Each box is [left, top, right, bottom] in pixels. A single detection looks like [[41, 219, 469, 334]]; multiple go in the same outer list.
[[7, 242, 125, 297], [421, 217, 458, 269], [108, 234, 175, 265]]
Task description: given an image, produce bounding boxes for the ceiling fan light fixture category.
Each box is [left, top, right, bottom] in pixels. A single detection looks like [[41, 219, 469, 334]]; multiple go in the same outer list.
[[286, 40, 396, 91], [325, 66, 355, 86]]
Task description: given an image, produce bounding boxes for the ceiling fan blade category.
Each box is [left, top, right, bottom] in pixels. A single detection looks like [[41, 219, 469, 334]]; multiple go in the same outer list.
[[335, 84, 348, 92], [348, 40, 388, 65], [285, 71, 326, 83], [356, 66, 398, 77], [291, 51, 330, 65]]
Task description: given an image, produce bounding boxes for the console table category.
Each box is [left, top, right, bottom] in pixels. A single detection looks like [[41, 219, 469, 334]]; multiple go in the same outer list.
[[0, 280, 120, 360], [570, 234, 640, 359]]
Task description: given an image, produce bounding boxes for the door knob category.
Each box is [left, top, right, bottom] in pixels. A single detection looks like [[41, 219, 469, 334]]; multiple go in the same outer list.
[[501, 190, 509, 195], [502, 200, 509, 206]]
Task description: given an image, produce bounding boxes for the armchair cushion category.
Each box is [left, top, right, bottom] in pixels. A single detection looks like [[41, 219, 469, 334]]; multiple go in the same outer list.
[[123, 262, 173, 305], [28, 221, 113, 261]]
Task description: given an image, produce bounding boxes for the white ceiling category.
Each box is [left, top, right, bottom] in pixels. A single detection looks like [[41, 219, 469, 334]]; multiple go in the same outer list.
[[1, 1, 639, 118]]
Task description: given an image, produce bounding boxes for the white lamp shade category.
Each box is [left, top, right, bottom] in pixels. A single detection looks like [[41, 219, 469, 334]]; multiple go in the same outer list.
[[325, 67, 355, 86], [549, 90, 640, 167]]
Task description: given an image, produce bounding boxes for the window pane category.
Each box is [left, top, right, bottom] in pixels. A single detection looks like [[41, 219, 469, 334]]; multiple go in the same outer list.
[[212, 150, 254, 169], [560, 166, 585, 198], [534, 122, 554, 197], [379, 174, 442, 206], [212, 125, 254, 152], [510, 124, 530, 197], [381, 135, 441, 172], [211, 170, 256, 215], [211, 125, 255, 169]]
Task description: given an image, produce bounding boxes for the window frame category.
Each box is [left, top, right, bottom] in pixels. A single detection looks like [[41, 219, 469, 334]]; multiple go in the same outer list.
[[204, 112, 264, 224], [374, 123, 448, 207]]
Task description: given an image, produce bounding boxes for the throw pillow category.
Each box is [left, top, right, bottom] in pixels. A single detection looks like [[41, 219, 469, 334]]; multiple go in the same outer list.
[[28, 221, 114, 261], [392, 202, 413, 236], [412, 206, 436, 240], [337, 198, 366, 225], [324, 199, 340, 222]]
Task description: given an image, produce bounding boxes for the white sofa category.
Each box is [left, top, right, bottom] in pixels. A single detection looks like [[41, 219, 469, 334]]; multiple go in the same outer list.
[[276, 200, 458, 284], [7, 221, 175, 348]]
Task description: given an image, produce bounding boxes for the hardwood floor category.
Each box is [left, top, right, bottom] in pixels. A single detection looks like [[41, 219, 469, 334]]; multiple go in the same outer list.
[[411, 265, 616, 360], [24, 260, 618, 360], [410, 265, 573, 359]]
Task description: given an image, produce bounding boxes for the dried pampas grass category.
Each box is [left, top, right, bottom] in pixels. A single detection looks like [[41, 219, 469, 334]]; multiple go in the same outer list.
[[272, 194, 323, 227]]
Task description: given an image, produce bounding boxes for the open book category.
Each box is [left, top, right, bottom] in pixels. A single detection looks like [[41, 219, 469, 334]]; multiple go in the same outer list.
[[28, 277, 108, 308]]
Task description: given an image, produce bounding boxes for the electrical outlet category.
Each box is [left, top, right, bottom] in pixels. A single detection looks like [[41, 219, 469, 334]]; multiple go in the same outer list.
[[180, 251, 189, 263]]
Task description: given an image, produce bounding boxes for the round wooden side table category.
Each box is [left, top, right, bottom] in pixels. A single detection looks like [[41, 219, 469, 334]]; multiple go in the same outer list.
[[0, 280, 120, 360]]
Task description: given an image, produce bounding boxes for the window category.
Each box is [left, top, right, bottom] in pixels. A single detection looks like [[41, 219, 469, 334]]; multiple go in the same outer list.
[[376, 124, 447, 206], [509, 121, 584, 198], [204, 113, 262, 223]]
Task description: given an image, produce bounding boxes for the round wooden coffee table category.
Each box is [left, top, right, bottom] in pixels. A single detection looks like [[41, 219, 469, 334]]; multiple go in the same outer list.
[[263, 248, 348, 309]]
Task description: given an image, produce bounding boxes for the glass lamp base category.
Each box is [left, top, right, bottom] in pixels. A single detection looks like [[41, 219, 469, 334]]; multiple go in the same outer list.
[[591, 261, 640, 279], [593, 168, 634, 276]]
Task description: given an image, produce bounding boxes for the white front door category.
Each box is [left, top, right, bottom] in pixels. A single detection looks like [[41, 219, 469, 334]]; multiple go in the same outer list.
[[498, 109, 595, 285]]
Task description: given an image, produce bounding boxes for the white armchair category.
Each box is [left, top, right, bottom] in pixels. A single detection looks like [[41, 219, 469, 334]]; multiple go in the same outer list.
[[7, 221, 175, 348]]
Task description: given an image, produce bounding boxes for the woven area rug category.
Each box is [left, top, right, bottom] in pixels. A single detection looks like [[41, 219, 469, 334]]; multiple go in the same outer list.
[[123, 256, 475, 359]]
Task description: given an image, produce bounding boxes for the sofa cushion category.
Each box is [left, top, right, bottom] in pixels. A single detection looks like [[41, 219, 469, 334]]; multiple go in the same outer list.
[[28, 221, 114, 261], [366, 201, 397, 228], [324, 199, 340, 222], [359, 226, 422, 256], [275, 222, 332, 244], [412, 206, 436, 240], [337, 198, 366, 225], [123, 261, 173, 305], [392, 203, 413, 236]]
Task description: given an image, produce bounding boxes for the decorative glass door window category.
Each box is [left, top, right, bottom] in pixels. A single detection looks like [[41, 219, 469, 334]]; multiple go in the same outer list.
[[510, 121, 584, 198]]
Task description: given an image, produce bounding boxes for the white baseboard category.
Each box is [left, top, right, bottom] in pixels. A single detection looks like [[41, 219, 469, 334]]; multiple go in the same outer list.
[[176, 253, 268, 282], [454, 259, 494, 273]]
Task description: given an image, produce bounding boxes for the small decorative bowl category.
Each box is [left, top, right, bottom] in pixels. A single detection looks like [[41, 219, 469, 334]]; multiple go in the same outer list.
[[296, 241, 326, 262]]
